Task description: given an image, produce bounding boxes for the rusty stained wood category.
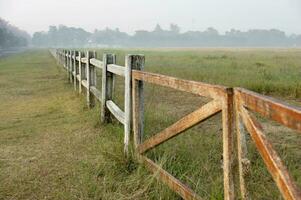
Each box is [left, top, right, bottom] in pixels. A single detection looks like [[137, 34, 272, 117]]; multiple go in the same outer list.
[[132, 70, 228, 99], [90, 58, 103, 69], [235, 101, 250, 200], [106, 100, 125, 125], [239, 106, 301, 200], [222, 88, 235, 200], [235, 88, 301, 132], [138, 99, 222, 154], [142, 156, 202, 200]]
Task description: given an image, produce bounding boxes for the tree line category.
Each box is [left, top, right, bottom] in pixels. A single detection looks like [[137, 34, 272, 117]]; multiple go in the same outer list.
[[32, 24, 301, 47], [0, 18, 30, 49], [1, 17, 301, 48]]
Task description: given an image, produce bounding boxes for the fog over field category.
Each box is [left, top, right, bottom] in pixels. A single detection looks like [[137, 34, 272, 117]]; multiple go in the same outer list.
[[1, 0, 301, 47]]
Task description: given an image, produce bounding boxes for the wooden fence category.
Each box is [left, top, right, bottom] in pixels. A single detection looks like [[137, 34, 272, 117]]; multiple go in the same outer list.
[[50, 49, 301, 200]]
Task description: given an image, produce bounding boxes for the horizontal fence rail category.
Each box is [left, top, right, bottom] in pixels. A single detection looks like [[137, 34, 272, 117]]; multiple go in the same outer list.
[[51, 49, 301, 200]]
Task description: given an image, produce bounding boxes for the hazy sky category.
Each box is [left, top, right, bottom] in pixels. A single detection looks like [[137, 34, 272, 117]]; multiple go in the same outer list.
[[1, 0, 301, 35]]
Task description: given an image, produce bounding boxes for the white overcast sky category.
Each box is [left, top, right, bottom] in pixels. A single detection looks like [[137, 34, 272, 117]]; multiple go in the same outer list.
[[0, 0, 301, 35]]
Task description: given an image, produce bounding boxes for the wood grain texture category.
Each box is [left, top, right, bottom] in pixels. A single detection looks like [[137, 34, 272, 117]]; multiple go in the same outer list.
[[222, 88, 235, 200], [90, 58, 103, 69], [107, 64, 125, 77], [240, 106, 301, 200], [101, 54, 116, 123], [132, 70, 228, 99], [235, 102, 249, 200], [142, 156, 202, 200], [106, 100, 125, 125], [138, 99, 222, 154], [235, 88, 301, 132], [132, 61, 144, 149], [90, 86, 101, 102], [125, 55, 144, 155]]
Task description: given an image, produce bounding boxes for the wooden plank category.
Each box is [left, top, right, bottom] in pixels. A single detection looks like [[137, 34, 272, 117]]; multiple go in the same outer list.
[[106, 100, 125, 125], [81, 57, 87, 63], [240, 106, 301, 200], [142, 156, 202, 200], [132, 70, 228, 99], [222, 88, 235, 200], [138, 99, 222, 154], [81, 80, 88, 89], [90, 58, 103, 69], [235, 88, 301, 132], [90, 86, 101, 101], [107, 64, 125, 76], [90, 86, 101, 102]]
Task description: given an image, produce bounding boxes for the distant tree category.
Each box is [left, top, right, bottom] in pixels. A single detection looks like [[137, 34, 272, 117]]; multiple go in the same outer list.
[[0, 18, 30, 48], [170, 23, 180, 34], [31, 23, 301, 47]]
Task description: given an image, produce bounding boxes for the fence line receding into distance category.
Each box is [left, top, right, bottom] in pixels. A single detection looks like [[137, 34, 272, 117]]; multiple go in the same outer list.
[[50, 49, 301, 200]]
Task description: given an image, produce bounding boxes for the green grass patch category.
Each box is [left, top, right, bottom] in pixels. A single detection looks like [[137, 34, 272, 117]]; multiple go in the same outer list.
[[0, 49, 300, 199]]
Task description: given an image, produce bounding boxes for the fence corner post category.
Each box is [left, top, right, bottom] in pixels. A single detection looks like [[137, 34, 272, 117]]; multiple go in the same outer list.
[[125, 54, 145, 155], [131, 55, 145, 152], [101, 54, 116, 123], [234, 90, 250, 200], [222, 87, 235, 200]]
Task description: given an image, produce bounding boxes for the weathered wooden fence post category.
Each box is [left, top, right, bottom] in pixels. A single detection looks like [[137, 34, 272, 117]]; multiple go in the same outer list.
[[67, 50, 70, 80], [69, 50, 73, 83], [222, 88, 235, 200], [235, 97, 250, 200], [125, 55, 145, 154], [101, 54, 116, 123], [62, 50, 64, 68], [132, 56, 145, 150], [78, 51, 83, 94], [91, 51, 97, 93], [86, 51, 96, 108], [73, 51, 78, 91]]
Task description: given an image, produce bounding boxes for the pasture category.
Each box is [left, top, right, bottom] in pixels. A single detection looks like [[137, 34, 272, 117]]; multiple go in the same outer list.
[[0, 49, 300, 199]]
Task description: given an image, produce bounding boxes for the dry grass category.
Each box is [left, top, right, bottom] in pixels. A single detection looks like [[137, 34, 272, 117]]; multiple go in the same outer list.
[[0, 49, 300, 199]]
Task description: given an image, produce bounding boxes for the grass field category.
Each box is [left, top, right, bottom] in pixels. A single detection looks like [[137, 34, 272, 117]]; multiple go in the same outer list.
[[0, 49, 300, 199]]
